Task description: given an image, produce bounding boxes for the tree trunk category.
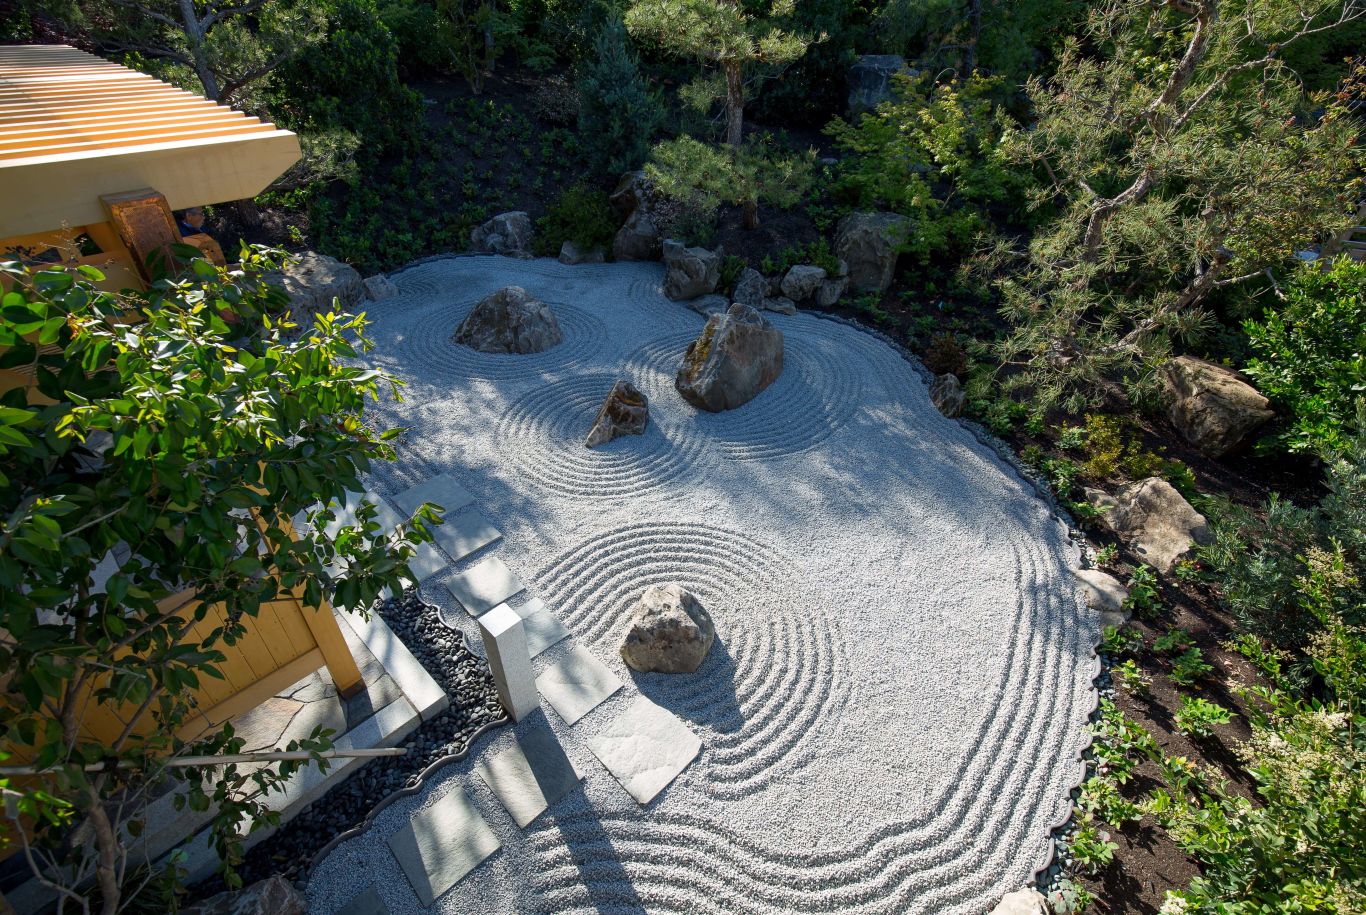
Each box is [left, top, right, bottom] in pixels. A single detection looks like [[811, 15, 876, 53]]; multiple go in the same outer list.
[[87, 796, 121, 915], [724, 60, 744, 149], [964, 0, 983, 74], [178, 0, 220, 100], [743, 198, 760, 230], [482, 0, 496, 75]]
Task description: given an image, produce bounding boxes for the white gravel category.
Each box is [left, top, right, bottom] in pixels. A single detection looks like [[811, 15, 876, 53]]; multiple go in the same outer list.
[[306, 256, 1099, 915]]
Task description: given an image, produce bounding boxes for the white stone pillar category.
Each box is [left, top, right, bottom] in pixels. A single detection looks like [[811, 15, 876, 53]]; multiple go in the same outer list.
[[477, 603, 539, 722]]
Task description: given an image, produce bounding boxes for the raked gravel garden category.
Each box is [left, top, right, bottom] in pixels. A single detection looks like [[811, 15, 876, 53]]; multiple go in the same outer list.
[[296, 254, 1101, 915]]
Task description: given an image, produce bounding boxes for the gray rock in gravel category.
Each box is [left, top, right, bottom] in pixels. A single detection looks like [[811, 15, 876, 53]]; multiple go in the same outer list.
[[732, 267, 767, 309], [928, 372, 965, 417], [835, 211, 911, 293], [675, 303, 784, 412], [780, 264, 827, 302], [270, 251, 364, 323], [470, 211, 534, 257], [1162, 355, 1273, 458], [182, 877, 306, 915], [611, 171, 666, 261], [1088, 477, 1211, 573], [989, 887, 1049, 915], [687, 294, 729, 317], [815, 274, 849, 307], [453, 286, 563, 354], [363, 273, 399, 301], [620, 583, 715, 674], [559, 240, 605, 265], [586, 380, 649, 448], [762, 296, 798, 315], [662, 239, 721, 300]]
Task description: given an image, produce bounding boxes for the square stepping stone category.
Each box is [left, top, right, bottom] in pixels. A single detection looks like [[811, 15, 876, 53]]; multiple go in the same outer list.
[[588, 696, 701, 805], [537, 646, 622, 726], [405, 541, 447, 582], [475, 722, 582, 828], [514, 598, 570, 658], [336, 885, 390, 915], [433, 511, 502, 563], [388, 787, 499, 907], [391, 474, 476, 519], [446, 557, 524, 615]]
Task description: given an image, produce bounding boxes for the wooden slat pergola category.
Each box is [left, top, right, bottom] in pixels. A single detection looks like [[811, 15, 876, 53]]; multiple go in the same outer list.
[[0, 44, 301, 280]]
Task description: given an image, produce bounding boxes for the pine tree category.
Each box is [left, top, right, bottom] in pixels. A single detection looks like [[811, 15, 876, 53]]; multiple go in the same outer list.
[[577, 17, 664, 176]]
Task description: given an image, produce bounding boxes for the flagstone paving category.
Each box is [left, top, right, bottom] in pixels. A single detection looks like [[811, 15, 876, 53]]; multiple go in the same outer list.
[[513, 597, 570, 657], [445, 556, 525, 615], [475, 720, 583, 828], [391, 473, 476, 518], [432, 511, 502, 563], [587, 696, 702, 805], [388, 786, 500, 907], [536, 646, 623, 726]]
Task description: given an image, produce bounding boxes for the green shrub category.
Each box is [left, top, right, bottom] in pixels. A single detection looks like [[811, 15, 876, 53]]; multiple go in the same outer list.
[[825, 73, 1018, 264], [576, 17, 664, 176], [1243, 256, 1366, 457], [1170, 647, 1214, 687], [1082, 414, 1125, 480], [534, 185, 618, 256], [1173, 696, 1233, 739]]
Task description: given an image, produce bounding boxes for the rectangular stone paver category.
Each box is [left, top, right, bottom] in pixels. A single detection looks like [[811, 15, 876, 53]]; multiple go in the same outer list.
[[405, 541, 448, 582], [434, 511, 502, 563], [514, 598, 570, 657], [537, 646, 622, 726], [447, 557, 524, 615], [388, 787, 499, 907], [390, 474, 476, 518], [475, 723, 583, 828], [587, 696, 701, 805]]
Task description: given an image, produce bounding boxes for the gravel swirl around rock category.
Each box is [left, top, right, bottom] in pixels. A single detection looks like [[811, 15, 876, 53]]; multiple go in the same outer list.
[[305, 256, 1098, 915]]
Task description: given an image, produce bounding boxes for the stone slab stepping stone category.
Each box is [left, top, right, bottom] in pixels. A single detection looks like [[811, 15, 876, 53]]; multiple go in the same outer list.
[[336, 885, 390, 915], [388, 787, 499, 907], [406, 541, 448, 582], [475, 722, 583, 828], [391, 473, 476, 518], [537, 646, 622, 726], [514, 597, 570, 657], [446, 557, 524, 615], [588, 696, 701, 805], [434, 511, 502, 563]]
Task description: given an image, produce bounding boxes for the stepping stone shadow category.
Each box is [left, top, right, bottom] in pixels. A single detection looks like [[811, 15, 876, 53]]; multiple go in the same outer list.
[[514, 597, 570, 657], [537, 646, 623, 725], [476, 713, 583, 828], [387, 786, 499, 907]]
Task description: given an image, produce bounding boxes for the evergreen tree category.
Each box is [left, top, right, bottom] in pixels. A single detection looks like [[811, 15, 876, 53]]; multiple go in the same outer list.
[[577, 17, 664, 176]]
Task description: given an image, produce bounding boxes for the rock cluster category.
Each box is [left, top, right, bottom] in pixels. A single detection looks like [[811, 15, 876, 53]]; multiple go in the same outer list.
[[675, 303, 784, 412], [1087, 478, 1212, 572], [269, 251, 364, 323], [586, 380, 649, 448], [662, 239, 721, 300], [453, 286, 563, 355], [836, 211, 911, 293], [470, 211, 534, 257], [620, 583, 716, 674], [1162, 355, 1273, 458]]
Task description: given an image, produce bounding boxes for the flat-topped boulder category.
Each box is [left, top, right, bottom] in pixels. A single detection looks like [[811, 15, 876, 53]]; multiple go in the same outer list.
[[452, 286, 563, 354], [620, 583, 715, 674], [1163, 355, 1273, 457], [675, 303, 784, 412]]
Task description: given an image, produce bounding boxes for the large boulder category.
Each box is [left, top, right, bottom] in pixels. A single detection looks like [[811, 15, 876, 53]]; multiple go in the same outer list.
[[611, 171, 667, 261], [1087, 478, 1212, 572], [363, 273, 399, 301], [470, 211, 534, 257], [452, 286, 563, 354], [559, 240, 605, 265], [847, 54, 910, 115], [271, 251, 364, 323], [182, 877, 306, 915], [732, 267, 767, 309], [675, 304, 784, 412], [620, 583, 715, 674], [835, 212, 911, 293], [928, 373, 965, 417], [814, 274, 849, 307], [662, 239, 721, 300], [1162, 356, 1274, 458], [780, 264, 827, 302], [586, 380, 649, 448]]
